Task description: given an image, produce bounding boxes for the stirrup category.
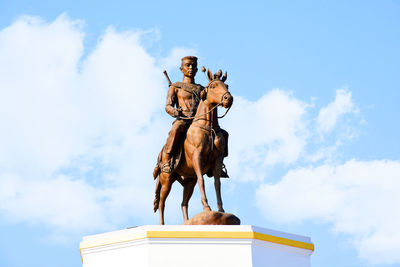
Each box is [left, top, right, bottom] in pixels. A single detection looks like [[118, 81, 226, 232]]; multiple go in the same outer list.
[[221, 163, 229, 178]]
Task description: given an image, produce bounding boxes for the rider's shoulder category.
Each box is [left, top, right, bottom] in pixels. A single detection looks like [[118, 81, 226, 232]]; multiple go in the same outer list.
[[171, 82, 204, 91], [171, 82, 183, 88]]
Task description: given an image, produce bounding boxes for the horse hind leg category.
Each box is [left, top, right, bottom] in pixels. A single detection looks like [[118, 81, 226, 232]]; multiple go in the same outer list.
[[181, 177, 197, 222], [158, 172, 175, 225]]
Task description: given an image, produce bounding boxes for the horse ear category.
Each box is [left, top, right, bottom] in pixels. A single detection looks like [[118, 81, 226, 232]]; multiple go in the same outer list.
[[207, 69, 213, 81], [221, 72, 227, 82], [200, 89, 207, 100]]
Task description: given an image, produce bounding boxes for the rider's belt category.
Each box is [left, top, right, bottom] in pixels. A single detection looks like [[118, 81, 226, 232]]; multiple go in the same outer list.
[[181, 109, 196, 117]]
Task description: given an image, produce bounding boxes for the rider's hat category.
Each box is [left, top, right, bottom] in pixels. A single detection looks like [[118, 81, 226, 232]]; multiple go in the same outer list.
[[181, 56, 198, 62]]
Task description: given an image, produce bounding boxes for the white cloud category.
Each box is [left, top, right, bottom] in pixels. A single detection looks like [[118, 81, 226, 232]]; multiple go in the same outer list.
[[217, 88, 358, 183], [0, 14, 85, 174], [158, 47, 198, 71], [317, 88, 355, 134], [0, 173, 107, 230], [256, 160, 400, 264], [223, 89, 309, 181], [0, 14, 171, 234]]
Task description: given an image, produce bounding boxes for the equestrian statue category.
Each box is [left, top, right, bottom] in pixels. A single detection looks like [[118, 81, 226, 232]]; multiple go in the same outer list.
[[153, 56, 238, 225]]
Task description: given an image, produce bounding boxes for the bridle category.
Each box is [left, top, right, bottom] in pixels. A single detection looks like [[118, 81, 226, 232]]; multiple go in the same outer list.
[[178, 79, 231, 120]]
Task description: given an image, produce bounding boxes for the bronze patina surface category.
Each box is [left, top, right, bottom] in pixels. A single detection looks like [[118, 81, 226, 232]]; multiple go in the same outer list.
[[153, 56, 236, 225]]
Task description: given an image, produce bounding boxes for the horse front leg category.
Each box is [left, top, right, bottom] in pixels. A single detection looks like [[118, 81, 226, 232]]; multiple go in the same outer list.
[[213, 156, 225, 213], [192, 151, 211, 211]]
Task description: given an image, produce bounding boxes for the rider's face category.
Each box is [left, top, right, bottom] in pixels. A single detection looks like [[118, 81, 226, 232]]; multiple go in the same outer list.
[[180, 59, 198, 78]]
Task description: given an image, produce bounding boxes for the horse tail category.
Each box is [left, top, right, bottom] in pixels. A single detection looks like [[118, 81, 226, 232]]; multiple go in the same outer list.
[[153, 176, 161, 212], [153, 165, 160, 179]]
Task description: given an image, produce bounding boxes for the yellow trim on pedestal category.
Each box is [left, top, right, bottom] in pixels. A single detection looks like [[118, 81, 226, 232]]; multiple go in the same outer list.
[[80, 230, 314, 252], [253, 232, 314, 251], [146, 231, 314, 251]]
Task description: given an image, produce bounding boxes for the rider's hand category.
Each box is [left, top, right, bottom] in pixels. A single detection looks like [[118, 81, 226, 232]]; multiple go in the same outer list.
[[174, 107, 182, 117]]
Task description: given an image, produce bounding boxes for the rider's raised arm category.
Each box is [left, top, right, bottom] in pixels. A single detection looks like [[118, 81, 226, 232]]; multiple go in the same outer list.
[[165, 85, 179, 117]]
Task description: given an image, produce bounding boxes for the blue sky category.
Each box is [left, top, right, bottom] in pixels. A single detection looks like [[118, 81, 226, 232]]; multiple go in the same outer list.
[[0, 1, 399, 266]]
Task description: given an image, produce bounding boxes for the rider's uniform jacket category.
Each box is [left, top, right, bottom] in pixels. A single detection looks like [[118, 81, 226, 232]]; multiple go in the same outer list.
[[165, 82, 204, 119]]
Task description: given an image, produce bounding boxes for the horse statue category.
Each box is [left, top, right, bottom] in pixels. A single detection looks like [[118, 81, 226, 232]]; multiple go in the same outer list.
[[153, 69, 233, 225]]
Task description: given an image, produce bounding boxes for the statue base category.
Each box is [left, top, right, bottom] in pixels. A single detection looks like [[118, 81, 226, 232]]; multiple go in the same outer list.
[[80, 225, 314, 267], [183, 211, 240, 225]]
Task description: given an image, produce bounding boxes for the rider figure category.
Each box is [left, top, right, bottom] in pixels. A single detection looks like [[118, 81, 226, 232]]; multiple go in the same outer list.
[[154, 56, 229, 177]]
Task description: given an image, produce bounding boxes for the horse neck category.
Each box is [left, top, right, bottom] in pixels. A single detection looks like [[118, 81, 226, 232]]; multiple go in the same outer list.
[[192, 100, 217, 127]]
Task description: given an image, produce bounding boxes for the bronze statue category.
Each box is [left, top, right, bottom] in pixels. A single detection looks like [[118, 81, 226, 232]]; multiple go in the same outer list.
[[153, 56, 234, 225]]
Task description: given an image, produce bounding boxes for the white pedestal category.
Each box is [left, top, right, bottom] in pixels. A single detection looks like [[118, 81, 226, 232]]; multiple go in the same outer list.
[[80, 225, 314, 267]]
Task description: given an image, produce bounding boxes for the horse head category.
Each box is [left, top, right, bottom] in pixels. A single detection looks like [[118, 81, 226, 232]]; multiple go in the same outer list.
[[200, 69, 233, 109]]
